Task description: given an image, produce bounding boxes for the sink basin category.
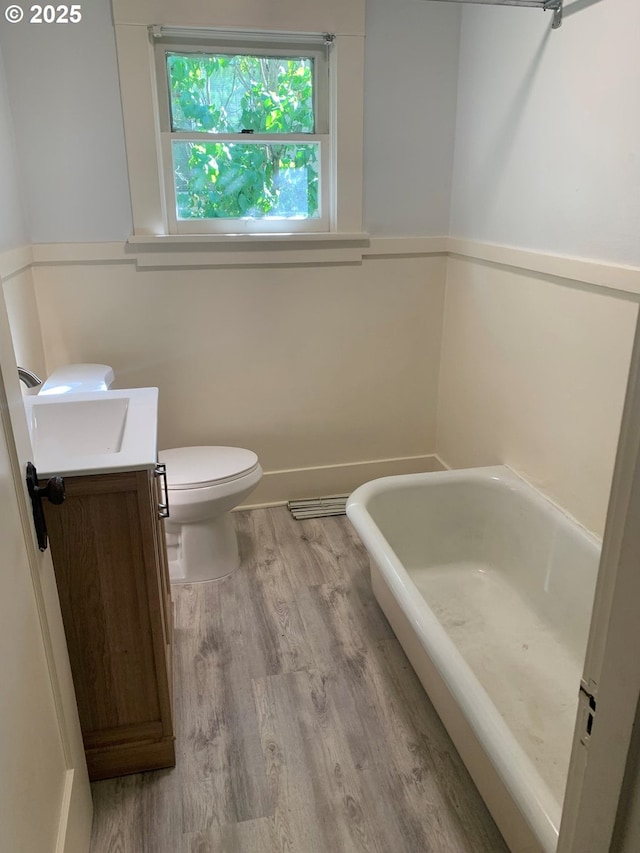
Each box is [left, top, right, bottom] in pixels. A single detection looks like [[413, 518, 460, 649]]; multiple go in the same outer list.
[[23, 388, 159, 477], [31, 397, 129, 456]]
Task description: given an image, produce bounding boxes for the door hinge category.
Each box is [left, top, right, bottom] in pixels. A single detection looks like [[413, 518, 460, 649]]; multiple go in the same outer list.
[[579, 680, 597, 742]]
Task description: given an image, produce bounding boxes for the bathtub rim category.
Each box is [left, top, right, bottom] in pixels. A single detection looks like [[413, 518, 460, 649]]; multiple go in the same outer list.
[[346, 464, 599, 853]]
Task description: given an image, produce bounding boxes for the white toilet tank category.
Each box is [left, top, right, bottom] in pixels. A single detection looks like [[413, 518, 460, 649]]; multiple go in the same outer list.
[[39, 363, 115, 395]]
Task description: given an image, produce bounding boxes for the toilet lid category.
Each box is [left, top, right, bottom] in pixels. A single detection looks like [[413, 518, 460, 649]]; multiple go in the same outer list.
[[159, 446, 259, 489]]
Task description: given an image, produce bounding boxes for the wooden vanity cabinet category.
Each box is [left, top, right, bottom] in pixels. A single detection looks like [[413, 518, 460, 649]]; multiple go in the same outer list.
[[43, 467, 175, 780]]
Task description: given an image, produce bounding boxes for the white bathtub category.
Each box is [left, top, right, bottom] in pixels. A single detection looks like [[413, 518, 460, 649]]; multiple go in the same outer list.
[[346, 466, 601, 853]]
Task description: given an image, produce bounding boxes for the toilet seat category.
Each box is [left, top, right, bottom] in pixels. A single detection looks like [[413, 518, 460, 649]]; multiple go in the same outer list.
[[159, 446, 260, 490]]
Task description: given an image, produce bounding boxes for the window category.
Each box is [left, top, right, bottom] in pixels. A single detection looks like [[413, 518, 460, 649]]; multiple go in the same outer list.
[[155, 34, 331, 234], [112, 0, 366, 252]]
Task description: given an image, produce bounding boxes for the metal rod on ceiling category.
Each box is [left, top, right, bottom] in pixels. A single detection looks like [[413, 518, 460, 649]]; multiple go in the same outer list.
[[434, 0, 563, 29]]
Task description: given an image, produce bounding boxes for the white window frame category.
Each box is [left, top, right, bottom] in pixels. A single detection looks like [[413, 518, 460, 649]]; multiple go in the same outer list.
[[111, 1, 366, 253], [154, 34, 331, 235]]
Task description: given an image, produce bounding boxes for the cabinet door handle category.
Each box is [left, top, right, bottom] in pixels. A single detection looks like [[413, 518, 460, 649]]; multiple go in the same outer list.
[[26, 461, 65, 551], [155, 463, 170, 518]]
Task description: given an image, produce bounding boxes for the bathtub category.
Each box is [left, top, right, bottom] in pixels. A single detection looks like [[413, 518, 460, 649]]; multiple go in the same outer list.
[[346, 466, 601, 853]]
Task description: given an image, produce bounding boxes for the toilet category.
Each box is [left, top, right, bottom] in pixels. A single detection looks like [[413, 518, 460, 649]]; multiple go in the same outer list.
[[159, 446, 262, 583], [38, 363, 263, 583]]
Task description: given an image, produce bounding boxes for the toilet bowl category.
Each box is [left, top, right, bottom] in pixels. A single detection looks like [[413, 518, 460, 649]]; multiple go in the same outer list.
[[158, 446, 263, 583]]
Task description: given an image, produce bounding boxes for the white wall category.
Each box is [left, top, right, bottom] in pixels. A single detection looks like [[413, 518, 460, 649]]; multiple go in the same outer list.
[[0, 0, 133, 242], [364, 0, 460, 235], [0, 45, 27, 250], [0, 45, 46, 378], [449, 0, 640, 266], [0, 0, 462, 241]]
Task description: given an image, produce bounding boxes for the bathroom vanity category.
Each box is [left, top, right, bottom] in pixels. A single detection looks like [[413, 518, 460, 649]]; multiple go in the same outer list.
[[24, 387, 175, 780], [43, 467, 175, 780]]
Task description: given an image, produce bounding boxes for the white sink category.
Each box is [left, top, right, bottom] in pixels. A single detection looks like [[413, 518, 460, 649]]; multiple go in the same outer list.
[[23, 388, 159, 477]]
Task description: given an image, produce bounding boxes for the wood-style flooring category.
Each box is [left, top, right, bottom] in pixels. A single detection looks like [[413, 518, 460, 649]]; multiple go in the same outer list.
[[90, 507, 508, 853]]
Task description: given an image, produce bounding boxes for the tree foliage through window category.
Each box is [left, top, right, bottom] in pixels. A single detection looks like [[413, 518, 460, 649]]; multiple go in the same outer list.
[[167, 52, 320, 220]]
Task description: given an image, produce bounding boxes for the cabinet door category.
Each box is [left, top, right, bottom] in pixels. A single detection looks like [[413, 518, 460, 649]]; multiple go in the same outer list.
[[45, 470, 175, 779]]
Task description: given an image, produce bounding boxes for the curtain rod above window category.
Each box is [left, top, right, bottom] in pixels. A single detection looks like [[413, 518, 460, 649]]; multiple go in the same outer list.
[[148, 26, 336, 46], [432, 0, 563, 29]]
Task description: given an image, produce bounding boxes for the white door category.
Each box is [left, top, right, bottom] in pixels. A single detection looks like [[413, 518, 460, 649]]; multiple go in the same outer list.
[[0, 297, 92, 852], [558, 318, 640, 851]]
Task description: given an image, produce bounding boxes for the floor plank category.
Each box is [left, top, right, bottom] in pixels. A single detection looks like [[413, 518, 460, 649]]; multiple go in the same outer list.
[[90, 507, 508, 853], [184, 818, 277, 853], [173, 579, 271, 831]]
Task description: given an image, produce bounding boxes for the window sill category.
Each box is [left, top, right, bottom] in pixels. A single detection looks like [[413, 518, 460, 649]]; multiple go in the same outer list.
[[125, 232, 370, 268]]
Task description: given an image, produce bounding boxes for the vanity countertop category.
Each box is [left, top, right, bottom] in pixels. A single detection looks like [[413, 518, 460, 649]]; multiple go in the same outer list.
[[23, 387, 159, 478]]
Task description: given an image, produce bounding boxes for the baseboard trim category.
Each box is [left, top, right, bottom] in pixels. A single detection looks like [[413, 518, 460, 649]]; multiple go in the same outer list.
[[239, 454, 445, 509], [432, 453, 450, 471], [55, 768, 93, 853], [55, 770, 74, 853]]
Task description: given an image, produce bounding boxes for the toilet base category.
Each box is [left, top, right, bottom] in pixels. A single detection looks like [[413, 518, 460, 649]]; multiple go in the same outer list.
[[165, 512, 239, 583]]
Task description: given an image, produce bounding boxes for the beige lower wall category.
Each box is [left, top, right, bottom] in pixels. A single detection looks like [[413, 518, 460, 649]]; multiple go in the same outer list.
[[4, 242, 637, 522], [437, 256, 639, 536], [31, 254, 447, 495], [2, 262, 46, 383]]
